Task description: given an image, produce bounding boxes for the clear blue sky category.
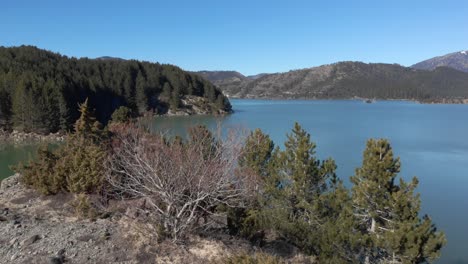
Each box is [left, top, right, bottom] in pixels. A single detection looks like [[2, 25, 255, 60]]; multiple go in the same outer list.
[[2, 0, 467, 75]]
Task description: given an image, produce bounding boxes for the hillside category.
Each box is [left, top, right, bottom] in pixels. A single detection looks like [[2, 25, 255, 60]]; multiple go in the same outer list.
[[0, 46, 231, 133], [202, 62, 468, 102], [412, 50, 468, 72]]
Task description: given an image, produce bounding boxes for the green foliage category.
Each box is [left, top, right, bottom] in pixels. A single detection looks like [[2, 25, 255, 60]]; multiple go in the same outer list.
[[16, 102, 107, 195], [236, 126, 445, 263], [238, 128, 274, 178], [16, 145, 63, 195], [110, 106, 132, 123], [0, 46, 230, 133], [228, 129, 274, 237], [170, 86, 181, 110], [264, 123, 337, 253], [53, 139, 106, 194], [351, 139, 446, 263]]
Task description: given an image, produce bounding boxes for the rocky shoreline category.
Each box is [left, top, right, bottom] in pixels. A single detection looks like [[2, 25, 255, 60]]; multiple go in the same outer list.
[[0, 174, 311, 264], [0, 130, 65, 145]]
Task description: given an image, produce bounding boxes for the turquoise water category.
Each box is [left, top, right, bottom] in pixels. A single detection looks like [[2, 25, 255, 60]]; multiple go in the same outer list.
[[1, 99, 468, 263], [0, 144, 40, 180]]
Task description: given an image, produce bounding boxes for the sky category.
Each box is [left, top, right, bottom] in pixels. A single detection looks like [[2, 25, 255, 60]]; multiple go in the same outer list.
[[1, 0, 468, 75]]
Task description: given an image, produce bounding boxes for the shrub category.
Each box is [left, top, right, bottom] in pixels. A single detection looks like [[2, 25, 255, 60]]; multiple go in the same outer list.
[[111, 106, 133, 123], [105, 124, 256, 241], [71, 193, 98, 219], [16, 145, 63, 195], [16, 98, 107, 195], [16, 139, 106, 195]]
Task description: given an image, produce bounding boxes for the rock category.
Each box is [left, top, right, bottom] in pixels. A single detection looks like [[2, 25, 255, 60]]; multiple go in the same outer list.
[[0, 174, 20, 190], [20, 234, 41, 246], [50, 256, 64, 264], [56, 249, 66, 256], [9, 237, 18, 245], [100, 229, 111, 240], [50, 249, 66, 264]]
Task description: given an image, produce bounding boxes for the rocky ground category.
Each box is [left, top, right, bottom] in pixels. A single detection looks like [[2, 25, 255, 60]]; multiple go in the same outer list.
[[0, 130, 65, 144], [0, 174, 312, 264]]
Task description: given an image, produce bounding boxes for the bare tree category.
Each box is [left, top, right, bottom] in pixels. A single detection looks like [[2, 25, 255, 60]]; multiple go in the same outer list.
[[105, 124, 256, 241]]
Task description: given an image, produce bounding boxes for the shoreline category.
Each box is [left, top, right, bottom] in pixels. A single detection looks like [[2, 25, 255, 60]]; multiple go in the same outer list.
[[0, 130, 66, 145], [227, 96, 468, 104]]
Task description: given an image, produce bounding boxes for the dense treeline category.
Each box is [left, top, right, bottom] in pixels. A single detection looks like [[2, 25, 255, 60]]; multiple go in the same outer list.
[[0, 46, 231, 133], [17, 102, 445, 263]]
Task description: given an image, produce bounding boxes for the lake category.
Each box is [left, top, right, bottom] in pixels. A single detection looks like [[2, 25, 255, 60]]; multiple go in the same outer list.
[[1, 99, 468, 263]]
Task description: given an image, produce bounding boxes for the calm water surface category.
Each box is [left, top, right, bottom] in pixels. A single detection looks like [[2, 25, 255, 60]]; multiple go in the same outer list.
[[1, 99, 467, 263]]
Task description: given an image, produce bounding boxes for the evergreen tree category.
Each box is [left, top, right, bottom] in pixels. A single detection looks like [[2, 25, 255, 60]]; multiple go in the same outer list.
[[0, 46, 231, 133], [170, 85, 181, 110], [228, 129, 274, 236], [260, 123, 337, 253], [12, 79, 33, 131], [238, 128, 274, 178], [110, 106, 132, 123], [215, 94, 227, 111], [0, 85, 12, 129], [74, 98, 103, 141], [135, 71, 148, 113], [161, 82, 172, 100], [351, 139, 446, 263]]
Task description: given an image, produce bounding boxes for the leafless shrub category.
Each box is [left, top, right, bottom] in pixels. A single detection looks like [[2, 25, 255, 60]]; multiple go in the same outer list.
[[105, 124, 257, 241]]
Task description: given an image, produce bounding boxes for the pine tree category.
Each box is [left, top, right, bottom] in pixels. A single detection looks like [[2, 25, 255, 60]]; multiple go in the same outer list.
[[161, 82, 172, 100], [110, 106, 132, 123], [229, 129, 274, 236], [0, 85, 12, 129], [238, 128, 274, 178], [215, 94, 226, 111], [135, 71, 148, 113], [280, 122, 335, 201], [351, 139, 446, 263], [170, 86, 181, 110], [12, 79, 33, 131], [74, 98, 103, 141], [260, 122, 337, 253]]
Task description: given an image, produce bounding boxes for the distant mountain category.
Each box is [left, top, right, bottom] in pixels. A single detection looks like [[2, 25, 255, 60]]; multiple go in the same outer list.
[[196, 71, 246, 82], [194, 71, 248, 97], [246, 73, 269, 80], [208, 62, 468, 103], [412, 50, 468, 72]]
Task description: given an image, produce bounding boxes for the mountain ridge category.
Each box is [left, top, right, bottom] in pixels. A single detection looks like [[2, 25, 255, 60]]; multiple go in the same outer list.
[[411, 50, 468, 72], [198, 61, 468, 103]]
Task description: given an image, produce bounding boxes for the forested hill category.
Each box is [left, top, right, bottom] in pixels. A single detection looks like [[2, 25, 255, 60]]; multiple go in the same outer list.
[[204, 62, 468, 102], [0, 46, 231, 133]]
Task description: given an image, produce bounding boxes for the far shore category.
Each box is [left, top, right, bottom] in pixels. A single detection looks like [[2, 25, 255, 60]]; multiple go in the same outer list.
[[227, 96, 468, 104], [0, 130, 65, 145]]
